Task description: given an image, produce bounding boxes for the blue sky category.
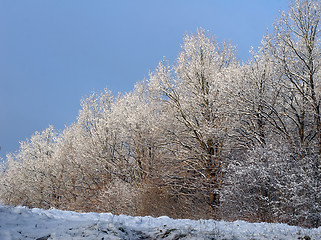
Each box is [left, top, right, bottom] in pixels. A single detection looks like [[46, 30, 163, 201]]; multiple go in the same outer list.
[[0, 0, 288, 159]]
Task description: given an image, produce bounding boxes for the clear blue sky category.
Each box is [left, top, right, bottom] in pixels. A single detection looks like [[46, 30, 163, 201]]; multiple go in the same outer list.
[[0, 0, 288, 159]]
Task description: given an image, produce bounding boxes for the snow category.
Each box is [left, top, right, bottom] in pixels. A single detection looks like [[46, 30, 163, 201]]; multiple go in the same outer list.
[[0, 205, 320, 240]]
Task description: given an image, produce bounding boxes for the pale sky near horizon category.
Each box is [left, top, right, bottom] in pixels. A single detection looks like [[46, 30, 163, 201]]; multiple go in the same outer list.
[[0, 0, 288, 159]]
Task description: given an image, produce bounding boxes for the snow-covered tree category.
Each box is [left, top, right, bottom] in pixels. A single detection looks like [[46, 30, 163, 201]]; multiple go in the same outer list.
[[222, 0, 321, 227], [148, 29, 239, 216], [235, 42, 282, 148], [269, 0, 321, 155], [0, 126, 61, 208]]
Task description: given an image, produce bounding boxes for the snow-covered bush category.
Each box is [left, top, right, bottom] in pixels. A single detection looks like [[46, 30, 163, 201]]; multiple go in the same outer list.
[[222, 142, 321, 228]]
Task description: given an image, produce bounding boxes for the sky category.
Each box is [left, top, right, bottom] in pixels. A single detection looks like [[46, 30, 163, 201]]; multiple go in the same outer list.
[[0, 0, 288, 159]]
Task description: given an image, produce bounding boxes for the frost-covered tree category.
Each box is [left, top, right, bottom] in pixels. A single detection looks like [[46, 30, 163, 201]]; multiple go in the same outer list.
[[222, 0, 321, 227], [267, 0, 321, 226], [0, 126, 61, 208], [149, 30, 238, 216], [58, 90, 141, 212], [94, 83, 166, 215], [269, 0, 321, 155], [235, 42, 282, 149]]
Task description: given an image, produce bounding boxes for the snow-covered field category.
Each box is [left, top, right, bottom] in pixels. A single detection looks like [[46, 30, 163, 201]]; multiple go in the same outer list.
[[0, 205, 320, 240]]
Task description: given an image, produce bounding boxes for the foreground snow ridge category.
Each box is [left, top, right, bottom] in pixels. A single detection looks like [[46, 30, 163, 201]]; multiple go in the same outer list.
[[0, 205, 320, 240]]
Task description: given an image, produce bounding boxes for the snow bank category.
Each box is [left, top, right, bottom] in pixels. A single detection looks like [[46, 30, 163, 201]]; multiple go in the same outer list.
[[0, 205, 320, 239]]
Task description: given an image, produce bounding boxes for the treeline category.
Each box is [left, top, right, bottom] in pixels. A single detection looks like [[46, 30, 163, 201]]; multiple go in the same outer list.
[[1, 0, 320, 228]]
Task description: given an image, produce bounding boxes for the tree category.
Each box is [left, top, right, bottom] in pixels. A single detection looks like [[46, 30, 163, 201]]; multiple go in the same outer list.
[[268, 1, 321, 225], [221, 0, 321, 227], [269, 0, 321, 156], [149, 29, 238, 216], [235, 42, 283, 149], [0, 126, 61, 208]]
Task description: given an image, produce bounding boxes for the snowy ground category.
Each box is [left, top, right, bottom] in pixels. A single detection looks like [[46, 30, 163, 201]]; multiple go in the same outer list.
[[0, 205, 320, 240]]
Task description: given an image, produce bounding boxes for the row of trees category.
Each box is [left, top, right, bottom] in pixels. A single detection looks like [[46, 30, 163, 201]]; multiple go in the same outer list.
[[1, 0, 320, 228]]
